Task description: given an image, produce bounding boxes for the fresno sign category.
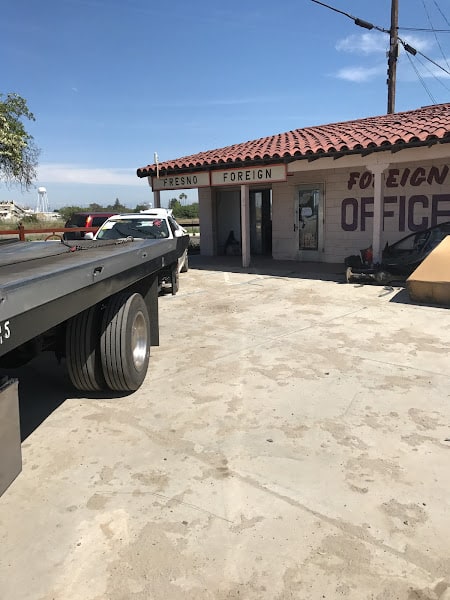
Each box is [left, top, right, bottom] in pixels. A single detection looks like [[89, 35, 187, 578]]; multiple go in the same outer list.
[[152, 172, 210, 191]]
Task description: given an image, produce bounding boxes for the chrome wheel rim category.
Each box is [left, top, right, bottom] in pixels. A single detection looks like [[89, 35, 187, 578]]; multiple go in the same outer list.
[[131, 311, 148, 371]]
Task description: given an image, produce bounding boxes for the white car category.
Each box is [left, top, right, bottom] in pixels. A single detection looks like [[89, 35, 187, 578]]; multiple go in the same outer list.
[[88, 209, 189, 293]]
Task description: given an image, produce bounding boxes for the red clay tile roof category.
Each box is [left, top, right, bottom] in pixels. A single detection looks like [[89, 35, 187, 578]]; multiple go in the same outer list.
[[137, 103, 450, 178]]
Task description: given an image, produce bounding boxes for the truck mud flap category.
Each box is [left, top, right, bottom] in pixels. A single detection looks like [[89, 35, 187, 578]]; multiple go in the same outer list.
[[0, 377, 21, 496]]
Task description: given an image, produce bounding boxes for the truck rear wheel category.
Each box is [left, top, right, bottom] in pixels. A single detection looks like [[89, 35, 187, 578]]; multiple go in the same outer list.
[[180, 252, 189, 273], [171, 264, 179, 295], [100, 292, 150, 392], [66, 306, 105, 391]]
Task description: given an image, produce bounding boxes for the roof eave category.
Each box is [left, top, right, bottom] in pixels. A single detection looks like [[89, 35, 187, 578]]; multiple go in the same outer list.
[[136, 137, 450, 179]]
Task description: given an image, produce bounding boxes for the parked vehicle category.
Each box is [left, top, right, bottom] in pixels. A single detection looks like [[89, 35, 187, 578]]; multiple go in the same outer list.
[[0, 232, 189, 495], [89, 209, 189, 293], [63, 212, 115, 240], [345, 221, 450, 283]]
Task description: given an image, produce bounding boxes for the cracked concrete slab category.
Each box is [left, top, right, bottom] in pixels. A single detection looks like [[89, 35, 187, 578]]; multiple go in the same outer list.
[[1, 258, 450, 600]]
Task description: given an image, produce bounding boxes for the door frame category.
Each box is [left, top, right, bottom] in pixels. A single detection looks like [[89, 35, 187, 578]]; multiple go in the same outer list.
[[295, 183, 324, 261]]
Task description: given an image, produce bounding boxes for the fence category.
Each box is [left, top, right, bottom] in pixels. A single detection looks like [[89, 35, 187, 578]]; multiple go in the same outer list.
[[0, 225, 99, 241], [0, 220, 200, 241]]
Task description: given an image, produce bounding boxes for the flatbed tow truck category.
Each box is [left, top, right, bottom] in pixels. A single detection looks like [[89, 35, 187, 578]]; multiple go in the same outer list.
[[0, 234, 188, 495]]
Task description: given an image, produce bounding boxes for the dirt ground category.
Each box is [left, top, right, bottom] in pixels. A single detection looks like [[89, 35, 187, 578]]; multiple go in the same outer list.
[[1, 257, 450, 600]]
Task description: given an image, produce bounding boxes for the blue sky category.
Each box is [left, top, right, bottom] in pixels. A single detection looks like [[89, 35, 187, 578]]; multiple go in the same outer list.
[[2, 0, 449, 211]]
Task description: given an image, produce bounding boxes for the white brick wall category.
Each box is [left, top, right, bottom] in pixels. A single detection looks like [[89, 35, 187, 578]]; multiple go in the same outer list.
[[198, 153, 450, 264], [274, 158, 450, 263]]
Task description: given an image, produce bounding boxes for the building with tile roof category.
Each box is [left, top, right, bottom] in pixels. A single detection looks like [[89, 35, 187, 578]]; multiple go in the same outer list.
[[137, 103, 450, 267]]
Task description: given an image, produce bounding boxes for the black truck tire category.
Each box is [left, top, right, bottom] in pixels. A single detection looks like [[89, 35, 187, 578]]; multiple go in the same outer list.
[[66, 305, 105, 391], [180, 253, 189, 273], [171, 264, 179, 295], [100, 292, 150, 392]]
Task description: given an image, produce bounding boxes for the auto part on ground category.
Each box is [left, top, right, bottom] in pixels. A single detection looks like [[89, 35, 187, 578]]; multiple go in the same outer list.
[[345, 267, 398, 285], [407, 235, 450, 306]]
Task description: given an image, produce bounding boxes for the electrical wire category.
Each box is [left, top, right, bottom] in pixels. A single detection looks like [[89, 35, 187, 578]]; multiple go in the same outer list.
[[399, 27, 450, 32], [409, 44, 450, 76], [421, 0, 450, 71], [309, 0, 388, 33], [309, 0, 450, 78], [434, 0, 450, 28], [413, 52, 450, 92], [405, 51, 437, 104]]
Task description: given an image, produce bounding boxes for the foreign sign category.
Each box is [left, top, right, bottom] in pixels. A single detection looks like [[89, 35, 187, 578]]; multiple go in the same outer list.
[[211, 164, 287, 186], [151, 172, 210, 191]]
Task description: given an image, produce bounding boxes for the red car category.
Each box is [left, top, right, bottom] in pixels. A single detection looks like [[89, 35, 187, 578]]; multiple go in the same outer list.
[[63, 212, 115, 240]]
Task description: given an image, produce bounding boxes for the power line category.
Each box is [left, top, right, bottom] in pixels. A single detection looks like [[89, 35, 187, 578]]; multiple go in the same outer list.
[[421, 0, 450, 71], [405, 51, 437, 104], [309, 0, 450, 111], [399, 27, 450, 32], [408, 43, 450, 77], [414, 53, 450, 92], [434, 0, 450, 28], [309, 0, 388, 33]]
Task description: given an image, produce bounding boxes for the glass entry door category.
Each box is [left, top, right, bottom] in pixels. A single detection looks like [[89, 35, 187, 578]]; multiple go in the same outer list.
[[296, 185, 323, 258], [250, 190, 272, 255]]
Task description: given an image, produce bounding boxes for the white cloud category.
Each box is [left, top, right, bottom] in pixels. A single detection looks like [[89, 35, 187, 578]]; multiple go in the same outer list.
[[334, 65, 385, 83], [336, 32, 433, 56], [37, 164, 141, 186], [336, 32, 387, 55], [397, 34, 433, 54]]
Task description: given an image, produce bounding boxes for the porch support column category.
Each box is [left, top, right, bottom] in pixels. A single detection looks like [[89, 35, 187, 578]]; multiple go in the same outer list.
[[369, 164, 389, 264], [240, 184, 250, 268], [153, 190, 161, 209]]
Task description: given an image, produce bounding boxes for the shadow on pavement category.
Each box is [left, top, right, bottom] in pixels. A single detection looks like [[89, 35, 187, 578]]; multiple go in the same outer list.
[[389, 286, 449, 309], [0, 354, 127, 441], [189, 255, 347, 283], [0, 354, 71, 441]]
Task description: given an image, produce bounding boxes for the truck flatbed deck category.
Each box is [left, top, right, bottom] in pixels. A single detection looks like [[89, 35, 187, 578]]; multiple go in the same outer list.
[[0, 238, 182, 357]]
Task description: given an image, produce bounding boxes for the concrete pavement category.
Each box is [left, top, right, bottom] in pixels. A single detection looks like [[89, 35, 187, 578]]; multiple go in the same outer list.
[[1, 257, 450, 599]]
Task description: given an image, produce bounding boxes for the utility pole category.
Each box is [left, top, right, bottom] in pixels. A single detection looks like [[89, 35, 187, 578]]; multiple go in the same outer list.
[[387, 0, 399, 114]]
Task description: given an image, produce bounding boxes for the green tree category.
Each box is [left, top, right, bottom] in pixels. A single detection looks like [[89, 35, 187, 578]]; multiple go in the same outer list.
[[58, 205, 86, 221], [134, 203, 150, 212], [88, 202, 103, 212], [114, 198, 125, 211], [169, 197, 182, 216], [0, 93, 39, 188], [182, 202, 199, 218]]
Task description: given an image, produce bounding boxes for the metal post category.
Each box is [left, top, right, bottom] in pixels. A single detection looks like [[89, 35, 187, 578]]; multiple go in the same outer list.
[[240, 185, 250, 268]]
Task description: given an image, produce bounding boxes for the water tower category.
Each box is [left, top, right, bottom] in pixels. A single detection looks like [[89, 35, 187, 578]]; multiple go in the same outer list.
[[36, 187, 49, 213]]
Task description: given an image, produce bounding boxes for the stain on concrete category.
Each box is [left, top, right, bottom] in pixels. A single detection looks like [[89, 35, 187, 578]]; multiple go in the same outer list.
[[321, 421, 369, 450], [408, 409, 442, 431], [381, 499, 428, 529], [86, 494, 109, 510], [131, 471, 169, 491]]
